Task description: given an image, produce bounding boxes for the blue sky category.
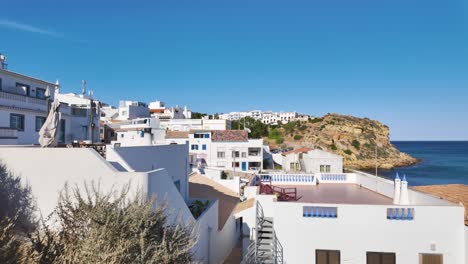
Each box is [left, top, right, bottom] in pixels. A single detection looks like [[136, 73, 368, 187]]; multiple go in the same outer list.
[[1, 0, 467, 140]]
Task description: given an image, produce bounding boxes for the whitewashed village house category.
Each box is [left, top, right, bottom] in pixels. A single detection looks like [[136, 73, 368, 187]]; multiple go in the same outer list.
[[166, 130, 264, 172], [282, 147, 344, 174]]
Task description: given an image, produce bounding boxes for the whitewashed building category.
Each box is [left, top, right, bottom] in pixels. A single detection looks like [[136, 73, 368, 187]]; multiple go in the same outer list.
[[111, 117, 166, 146], [117, 100, 149, 120], [0, 54, 71, 145], [148, 100, 192, 120], [238, 171, 467, 264], [56, 92, 100, 143], [166, 130, 263, 172], [282, 148, 344, 174], [161, 118, 231, 131]]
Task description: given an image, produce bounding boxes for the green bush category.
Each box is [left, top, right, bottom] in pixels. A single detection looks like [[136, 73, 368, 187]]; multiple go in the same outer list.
[[344, 149, 352, 155], [299, 125, 307, 131], [275, 138, 284, 144], [293, 135, 303, 140], [352, 140, 360, 150], [268, 129, 282, 140], [330, 144, 337, 151], [310, 117, 323, 123], [283, 121, 297, 134]]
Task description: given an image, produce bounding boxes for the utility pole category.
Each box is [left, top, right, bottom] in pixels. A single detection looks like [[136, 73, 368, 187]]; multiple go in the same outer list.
[[375, 145, 378, 176]]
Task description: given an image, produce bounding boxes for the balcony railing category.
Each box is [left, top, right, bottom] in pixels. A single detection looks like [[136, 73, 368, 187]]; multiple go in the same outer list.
[[303, 206, 338, 218], [0, 127, 18, 138], [387, 208, 415, 220], [0, 90, 48, 106], [259, 174, 315, 184], [319, 173, 348, 182]]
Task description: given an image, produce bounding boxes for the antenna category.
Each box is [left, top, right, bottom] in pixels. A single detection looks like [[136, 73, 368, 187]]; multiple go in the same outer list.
[[81, 80, 87, 95]]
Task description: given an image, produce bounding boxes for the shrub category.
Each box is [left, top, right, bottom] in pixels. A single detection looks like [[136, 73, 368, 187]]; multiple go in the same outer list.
[[299, 125, 307, 131], [344, 149, 352, 155], [275, 138, 284, 144], [220, 171, 228, 180], [24, 183, 196, 264], [330, 144, 337, 151], [352, 140, 360, 150], [293, 135, 303, 140], [283, 121, 297, 134], [268, 129, 282, 140], [310, 117, 323, 123]]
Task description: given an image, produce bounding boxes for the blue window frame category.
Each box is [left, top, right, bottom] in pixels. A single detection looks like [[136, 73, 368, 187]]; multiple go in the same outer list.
[[191, 144, 199, 150], [204, 133, 210, 138], [202, 144, 207, 150]]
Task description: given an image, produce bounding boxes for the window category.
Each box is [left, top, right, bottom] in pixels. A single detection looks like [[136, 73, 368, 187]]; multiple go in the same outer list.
[[194, 133, 209, 139], [36, 88, 46, 99], [58, 119, 66, 143], [316, 250, 340, 264], [320, 165, 331, 173], [366, 252, 395, 264], [420, 253, 442, 264], [202, 144, 207, 150], [290, 162, 296, 170], [241, 152, 246, 158], [16, 82, 30, 96], [35, 116, 46, 132], [217, 152, 225, 158], [232, 151, 240, 158], [10, 114, 25, 131], [71, 107, 87, 117], [232, 162, 240, 168], [204, 133, 210, 138], [191, 144, 199, 150], [121, 110, 128, 116]]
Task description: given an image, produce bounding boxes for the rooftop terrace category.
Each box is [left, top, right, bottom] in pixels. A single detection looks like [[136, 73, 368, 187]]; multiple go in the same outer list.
[[283, 183, 393, 205]]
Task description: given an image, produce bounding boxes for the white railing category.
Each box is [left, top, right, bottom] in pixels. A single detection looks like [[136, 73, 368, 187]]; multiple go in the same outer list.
[[258, 173, 316, 185], [318, 173, 351, 183], [0, 127, 17, 138], [0, 90, 48, 106]]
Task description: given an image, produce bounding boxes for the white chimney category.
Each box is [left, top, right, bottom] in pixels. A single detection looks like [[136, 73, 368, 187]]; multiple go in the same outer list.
[[393, 172, 401, 205], [399, 174, 410, 205], [0, 53, 7, 70]]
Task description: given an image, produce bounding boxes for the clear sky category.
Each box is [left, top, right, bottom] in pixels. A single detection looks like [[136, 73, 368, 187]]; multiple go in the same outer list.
[[1, 0, 467, 140]]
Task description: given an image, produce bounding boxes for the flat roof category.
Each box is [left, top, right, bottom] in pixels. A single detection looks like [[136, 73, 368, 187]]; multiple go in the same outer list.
[[281, 183, 393, 205]]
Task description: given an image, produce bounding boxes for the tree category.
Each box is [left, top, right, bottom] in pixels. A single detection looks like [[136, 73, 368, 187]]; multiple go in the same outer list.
[[24, 182, 197, 264], [0, 163, 36, 263], [231, 117, 269, 139], [191, 112, 207, 119]]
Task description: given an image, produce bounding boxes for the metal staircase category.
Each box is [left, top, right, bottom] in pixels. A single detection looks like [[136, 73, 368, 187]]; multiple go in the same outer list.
[[242, 202, 284, 264]]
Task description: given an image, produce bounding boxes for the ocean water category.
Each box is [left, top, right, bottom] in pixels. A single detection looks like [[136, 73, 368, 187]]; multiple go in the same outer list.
[[375, 141, 468, 186]]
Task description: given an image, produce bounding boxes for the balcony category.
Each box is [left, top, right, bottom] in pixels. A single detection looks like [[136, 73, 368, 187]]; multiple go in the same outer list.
[[0, 90, 49, 111], [0, 127, 18, 138]]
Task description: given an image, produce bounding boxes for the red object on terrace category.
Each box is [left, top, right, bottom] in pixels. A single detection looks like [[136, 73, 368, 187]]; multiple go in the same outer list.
[[258, 180, 299, 201]]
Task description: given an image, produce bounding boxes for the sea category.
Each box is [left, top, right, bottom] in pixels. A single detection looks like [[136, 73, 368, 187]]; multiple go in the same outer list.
[[375, 141, 468, 186]]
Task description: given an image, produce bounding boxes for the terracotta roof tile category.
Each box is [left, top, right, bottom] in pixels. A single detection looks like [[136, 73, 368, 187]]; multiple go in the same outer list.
[[413, 184, 468, 225], [166, 131, 189, 139], [282, 147, 313, 156], [211, 130, 248, 142]]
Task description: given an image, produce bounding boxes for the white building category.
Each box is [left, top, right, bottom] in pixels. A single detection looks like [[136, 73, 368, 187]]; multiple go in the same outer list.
[[56, 92, 100, 143], [0, 54, 72, 145], [117, 100, 149, 120], [238, 170, 467, 264], [148, 100, 192, 120], [111, 117, 166, 146], [166, 130, 263, 172], [161, 118, 231, 131], [282, 148, 343, 174]]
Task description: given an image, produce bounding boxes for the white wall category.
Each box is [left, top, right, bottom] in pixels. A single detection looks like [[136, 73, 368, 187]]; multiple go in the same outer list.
[[202, 167, 241, 195], [272, 202, 465, 264], [106, 144, 190, 201]]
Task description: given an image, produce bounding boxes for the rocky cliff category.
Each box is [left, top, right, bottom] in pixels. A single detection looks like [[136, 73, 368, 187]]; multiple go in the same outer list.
[[266, 113, 419, 169]]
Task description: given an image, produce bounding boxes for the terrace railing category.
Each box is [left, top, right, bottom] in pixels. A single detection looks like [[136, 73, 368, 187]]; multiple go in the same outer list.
[[303, 206, 338, 218], [258, 174, 315, 185], [0, 90, 48, 106], [319, 173, 348, 182], [258, 180, 299, 201], [387, 208, 415, 220], [0, 127, 17, 138]]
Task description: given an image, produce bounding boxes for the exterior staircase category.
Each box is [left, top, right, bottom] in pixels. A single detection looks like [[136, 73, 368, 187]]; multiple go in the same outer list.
[[242, 202, 283, 264]]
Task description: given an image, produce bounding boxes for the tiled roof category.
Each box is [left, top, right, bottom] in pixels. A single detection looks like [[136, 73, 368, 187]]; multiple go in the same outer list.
[[413, 184, 468, 225], [149, 109, 165, 113], [211, 130, 248, 142], [282, 147, 313, 156], [166, 131, 189, 139]]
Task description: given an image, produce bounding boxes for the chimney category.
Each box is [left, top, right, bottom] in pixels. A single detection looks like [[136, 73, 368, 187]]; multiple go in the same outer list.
[[399, 174, 410, 205], [0, 53, 7, 70], [393, 172, 401, 205]]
